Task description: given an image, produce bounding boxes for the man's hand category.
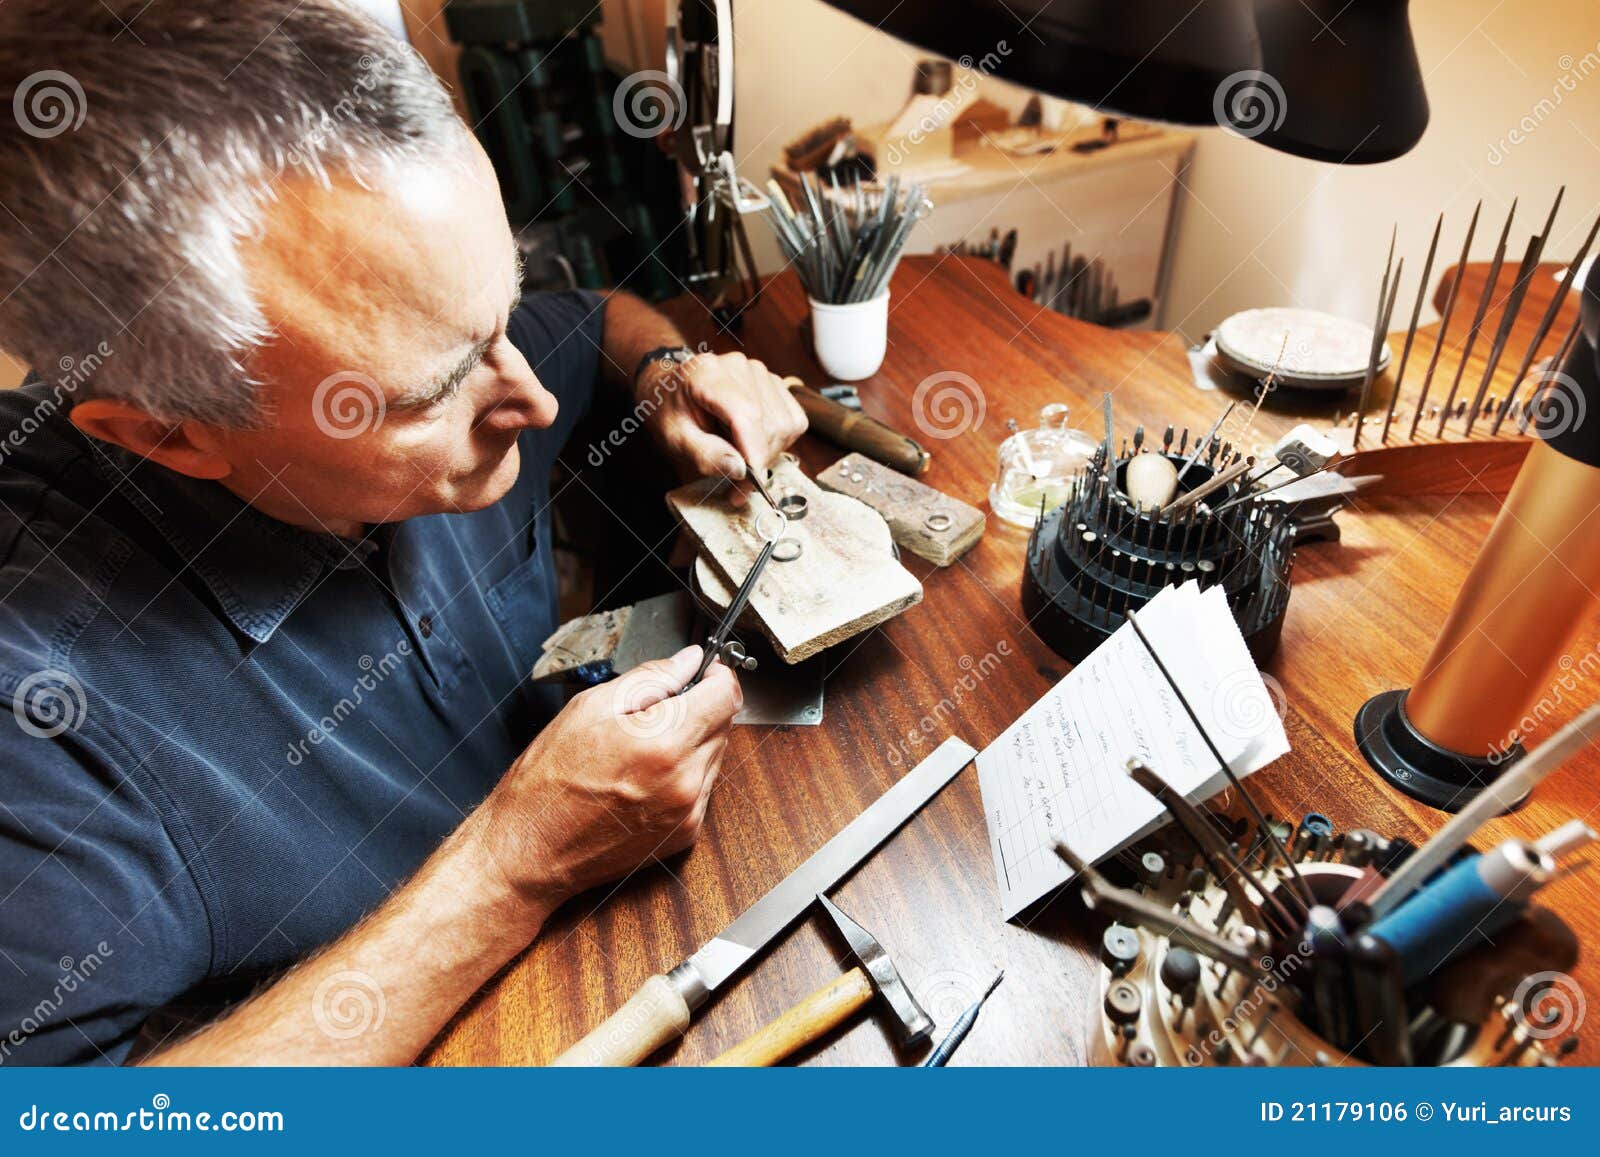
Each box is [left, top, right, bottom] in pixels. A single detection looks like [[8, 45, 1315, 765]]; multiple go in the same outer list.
[[642, 351, 808, 490], [465, 645, 742, 915], [143, 646, 739, 1066]]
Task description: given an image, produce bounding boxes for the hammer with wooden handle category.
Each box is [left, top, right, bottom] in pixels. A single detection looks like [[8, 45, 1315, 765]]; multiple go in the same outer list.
[[708, 894, 932, 1066]]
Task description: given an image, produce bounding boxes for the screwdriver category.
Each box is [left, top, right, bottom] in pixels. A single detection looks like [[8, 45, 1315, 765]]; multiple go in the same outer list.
[[922, 971, 1004, 1067]]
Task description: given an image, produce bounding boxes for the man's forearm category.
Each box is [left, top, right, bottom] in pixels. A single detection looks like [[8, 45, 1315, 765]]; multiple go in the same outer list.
[[599, 290, 690, 399], [143, 820, 546, 1066]]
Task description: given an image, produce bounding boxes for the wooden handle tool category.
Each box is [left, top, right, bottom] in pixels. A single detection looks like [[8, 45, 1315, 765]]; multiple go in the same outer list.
[[542, 740, 975, 1066], [708, 967, 875, 1067], [784, 377, 931, 476], [548, 974, 692, 1066], [708, 893, 933, 1066]]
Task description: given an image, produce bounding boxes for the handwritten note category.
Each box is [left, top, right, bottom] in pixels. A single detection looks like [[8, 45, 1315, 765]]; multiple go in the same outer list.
[[978, 582, 1289, 919]]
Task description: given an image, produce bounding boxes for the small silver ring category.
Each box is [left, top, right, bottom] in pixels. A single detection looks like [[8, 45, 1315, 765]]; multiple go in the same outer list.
[[777, 493, 809, 520], [753, 508, 788, 543], [924, 512, 952, 532], [773, 537, 803, 563]]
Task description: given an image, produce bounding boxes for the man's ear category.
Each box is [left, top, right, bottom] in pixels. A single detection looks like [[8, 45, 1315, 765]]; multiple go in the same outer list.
[[70, 399, 234, 480]]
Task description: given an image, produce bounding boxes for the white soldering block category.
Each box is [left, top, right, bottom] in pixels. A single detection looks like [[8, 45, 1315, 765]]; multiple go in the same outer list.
[[1274, 423, 1343, 476]]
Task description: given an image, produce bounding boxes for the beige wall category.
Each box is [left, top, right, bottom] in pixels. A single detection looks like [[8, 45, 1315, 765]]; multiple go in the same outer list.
[[714, 0, 1600, 339], [1163, 0, 1600, 340], [725, 0, 1041, 273], [10, 0, 1591, 394]]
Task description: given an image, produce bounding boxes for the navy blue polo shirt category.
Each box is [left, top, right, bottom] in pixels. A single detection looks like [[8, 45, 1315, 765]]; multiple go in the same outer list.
[[0, 289, 604, 1065]]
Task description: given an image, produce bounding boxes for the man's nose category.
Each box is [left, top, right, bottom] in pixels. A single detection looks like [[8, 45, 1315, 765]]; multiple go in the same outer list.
[[478, 341, 558, 432]]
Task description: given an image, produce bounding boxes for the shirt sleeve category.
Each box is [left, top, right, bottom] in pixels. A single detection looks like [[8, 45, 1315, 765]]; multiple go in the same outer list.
[[0, 713, 212, 1065], [506, 288, 608, 463]]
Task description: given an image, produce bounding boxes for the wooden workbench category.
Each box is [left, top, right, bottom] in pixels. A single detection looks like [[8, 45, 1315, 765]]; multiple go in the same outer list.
[[427, 255, 1600, 1067]]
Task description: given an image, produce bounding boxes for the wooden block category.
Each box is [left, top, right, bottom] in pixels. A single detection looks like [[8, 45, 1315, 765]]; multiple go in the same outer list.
[[1331, 427, 1532, 498], [533, 605, 630, 683], [816, 452, 985, 565], [667, 455, 922, 664]]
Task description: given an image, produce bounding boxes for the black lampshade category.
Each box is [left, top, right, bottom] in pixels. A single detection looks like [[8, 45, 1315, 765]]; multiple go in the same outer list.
[[1253, 0, 1429, 163], [818, 0, 1428, 163]]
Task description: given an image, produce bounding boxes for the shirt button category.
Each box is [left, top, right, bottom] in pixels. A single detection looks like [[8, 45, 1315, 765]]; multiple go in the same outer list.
[[418, 615, 434, 639]]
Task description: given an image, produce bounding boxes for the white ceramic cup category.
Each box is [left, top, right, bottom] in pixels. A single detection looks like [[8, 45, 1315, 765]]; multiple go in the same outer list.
[[809, 292, 889, 381]]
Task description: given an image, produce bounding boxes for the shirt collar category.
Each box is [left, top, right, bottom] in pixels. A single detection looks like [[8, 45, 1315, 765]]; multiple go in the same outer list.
[[90, 442, 381, 645]]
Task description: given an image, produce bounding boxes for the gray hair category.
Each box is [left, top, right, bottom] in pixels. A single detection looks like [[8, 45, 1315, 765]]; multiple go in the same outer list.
[[0, 1, 470, 427]]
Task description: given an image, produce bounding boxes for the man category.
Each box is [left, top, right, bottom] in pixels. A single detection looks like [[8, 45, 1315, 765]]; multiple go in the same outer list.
[[0, 1, 805, 1064]]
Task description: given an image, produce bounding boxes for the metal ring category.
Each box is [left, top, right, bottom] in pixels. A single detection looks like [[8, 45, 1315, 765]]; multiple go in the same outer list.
[[773, 537, 803, 562], [776, 493, 809, 520], [753, 508, 788, 543], [924, 512, 952, 532]]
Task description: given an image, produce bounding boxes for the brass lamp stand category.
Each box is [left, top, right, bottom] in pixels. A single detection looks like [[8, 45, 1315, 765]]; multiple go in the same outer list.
[[1357, 268, 1600, 810]]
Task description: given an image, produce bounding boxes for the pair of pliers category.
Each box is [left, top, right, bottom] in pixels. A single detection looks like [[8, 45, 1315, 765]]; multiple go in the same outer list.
[[682, 535, 776, 690]]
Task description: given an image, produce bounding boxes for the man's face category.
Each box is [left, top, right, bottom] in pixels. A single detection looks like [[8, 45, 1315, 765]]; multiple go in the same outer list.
[[210, 142, 559, 532]]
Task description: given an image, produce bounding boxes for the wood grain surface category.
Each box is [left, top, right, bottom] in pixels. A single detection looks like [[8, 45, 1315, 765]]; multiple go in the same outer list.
[[425, 255, 1599, 1067]]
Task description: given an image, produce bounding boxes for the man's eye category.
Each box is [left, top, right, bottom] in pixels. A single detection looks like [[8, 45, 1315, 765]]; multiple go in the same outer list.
[[425, 380, 463, 408]]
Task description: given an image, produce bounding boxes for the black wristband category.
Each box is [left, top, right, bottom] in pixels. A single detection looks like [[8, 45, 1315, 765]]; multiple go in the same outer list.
[[633, 344, 694, 386]]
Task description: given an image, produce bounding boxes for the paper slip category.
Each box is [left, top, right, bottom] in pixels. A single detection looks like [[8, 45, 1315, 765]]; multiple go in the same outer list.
[[978, 582, 1289, 919]]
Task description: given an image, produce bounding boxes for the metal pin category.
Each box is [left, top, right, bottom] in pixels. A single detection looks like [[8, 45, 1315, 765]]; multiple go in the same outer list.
[[1176, 403, 1235, 483], [1523, 312, 1586, 432], [1410, 201, 1482, 442], [1383, 213, 1443, 443], [1437, 198, 1518, 437], [1465, 189, 1561, 435], [1494, 208, 1600, 434], [1352, 246, 1402, 452], [1052, 839, 1266, 976], [1125, 613, 1315, 907]]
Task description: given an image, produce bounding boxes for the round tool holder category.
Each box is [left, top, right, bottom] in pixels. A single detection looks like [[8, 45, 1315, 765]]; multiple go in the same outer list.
[[1023, 447, 1296, 663], [1091, 824, 1581, 1068]]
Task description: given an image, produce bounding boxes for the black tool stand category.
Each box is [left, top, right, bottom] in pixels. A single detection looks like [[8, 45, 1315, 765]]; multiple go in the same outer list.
[[1354, 689, 1527, 813], [1022, 453, 1294, 664]]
